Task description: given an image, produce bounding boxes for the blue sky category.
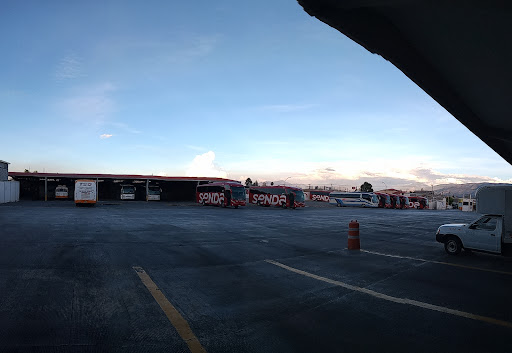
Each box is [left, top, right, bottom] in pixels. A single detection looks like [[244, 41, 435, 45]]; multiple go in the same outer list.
[[1, 0, 511, 190]]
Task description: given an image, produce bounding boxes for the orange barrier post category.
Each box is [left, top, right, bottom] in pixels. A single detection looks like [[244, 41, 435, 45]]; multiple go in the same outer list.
[[348, 220, 360, 250]]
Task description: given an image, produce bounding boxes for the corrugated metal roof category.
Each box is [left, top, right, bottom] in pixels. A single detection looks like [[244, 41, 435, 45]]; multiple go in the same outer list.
[[8, 171, 238, 183]]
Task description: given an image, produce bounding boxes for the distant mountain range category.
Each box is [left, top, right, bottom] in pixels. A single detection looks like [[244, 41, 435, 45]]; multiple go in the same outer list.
[[427, 183, 512, 198]]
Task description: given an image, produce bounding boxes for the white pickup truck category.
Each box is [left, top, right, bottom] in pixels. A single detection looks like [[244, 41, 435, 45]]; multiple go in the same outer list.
[[436, 185, 512, 255]]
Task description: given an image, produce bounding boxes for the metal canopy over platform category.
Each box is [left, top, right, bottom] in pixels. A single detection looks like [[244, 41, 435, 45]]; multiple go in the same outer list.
[[298, 0, 512, 164], [9, 172, 239, 201]]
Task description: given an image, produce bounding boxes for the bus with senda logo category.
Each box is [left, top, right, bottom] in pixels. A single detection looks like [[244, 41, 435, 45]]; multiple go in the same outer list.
[[375, 192, 392, 208], [196, 182, 246, 208], [249, 186, 305, 209], [399, 195, 410, 209], [409, 196, 429, 209], [329, 192, 379, 208], [389, 194, 401, 209], [309, 190, 330, 202]]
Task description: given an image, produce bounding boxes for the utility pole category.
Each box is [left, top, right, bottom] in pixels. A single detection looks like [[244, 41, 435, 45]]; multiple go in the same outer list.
[[431, 184, 434, 209]]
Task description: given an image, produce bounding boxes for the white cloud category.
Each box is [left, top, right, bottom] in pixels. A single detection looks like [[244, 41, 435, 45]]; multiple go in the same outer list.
[[185, 144, 206, 151], [107, 121, 141, 134], [55, 53, 83, 80], [185, 151, 227, 178], [260, 104, 316, 113], [179, 36, 218, 58], [100, 134, 113, 139], [56, 82, 117, 124], [147, 35, 220, 65], [225, 157, 512, 190]]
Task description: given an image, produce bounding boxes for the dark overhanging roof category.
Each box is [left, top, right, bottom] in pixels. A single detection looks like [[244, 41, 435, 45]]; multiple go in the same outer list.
[[298, 0, 512, 164], [9, 172, 238, 183]]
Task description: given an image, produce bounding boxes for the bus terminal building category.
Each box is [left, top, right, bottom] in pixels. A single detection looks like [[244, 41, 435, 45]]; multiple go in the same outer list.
[[9, 172, 239, 202]]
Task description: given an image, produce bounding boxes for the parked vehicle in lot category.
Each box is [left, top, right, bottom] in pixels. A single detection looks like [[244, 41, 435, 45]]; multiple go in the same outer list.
[[147, 185, 161, 201], [249, 186, 305, 208], [309, 190, 330, 202], [390, 194, 401, 209], [409, 196, 429, 209], [375, 192, 392, 208], [399, 195, 410, 209], [197, 182, 246, 208], [436, 185, 512, 255], [74, 179, 96, 206], [330, 192, 379, 208], [55, 185, 69, 199], [120, 184, 136, 200]]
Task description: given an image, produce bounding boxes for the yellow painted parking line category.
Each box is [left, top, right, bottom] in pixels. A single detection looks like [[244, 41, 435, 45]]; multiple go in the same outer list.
[[133, 266, 206, 353], [265, 259, 512, 329], [359, 249, 512, 276]]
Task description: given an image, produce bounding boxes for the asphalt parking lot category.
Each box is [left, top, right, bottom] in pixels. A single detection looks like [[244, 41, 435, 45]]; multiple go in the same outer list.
[[1, 201, 512, 352]]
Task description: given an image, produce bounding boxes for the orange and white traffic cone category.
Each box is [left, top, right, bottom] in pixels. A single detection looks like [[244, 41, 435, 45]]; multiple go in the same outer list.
[[348, 220, 360, 250]]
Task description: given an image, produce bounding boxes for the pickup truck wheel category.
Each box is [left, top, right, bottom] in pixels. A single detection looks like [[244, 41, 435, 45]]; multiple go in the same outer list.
[[445, 236, 462, 255]]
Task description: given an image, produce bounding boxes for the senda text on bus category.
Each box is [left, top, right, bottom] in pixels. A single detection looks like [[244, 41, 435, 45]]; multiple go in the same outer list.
[[196, 182, 246, 208], [249, 186, 305, 209]]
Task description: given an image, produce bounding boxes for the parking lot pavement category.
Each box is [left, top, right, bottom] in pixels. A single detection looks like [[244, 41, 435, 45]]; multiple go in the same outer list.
[[1, 201, 511, 352]]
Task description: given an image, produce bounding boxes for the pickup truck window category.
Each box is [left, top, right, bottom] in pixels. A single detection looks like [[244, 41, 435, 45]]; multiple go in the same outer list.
[[473, 217, 497, 231]]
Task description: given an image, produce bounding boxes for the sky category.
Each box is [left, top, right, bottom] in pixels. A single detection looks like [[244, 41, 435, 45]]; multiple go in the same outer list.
[[1, 0, 511, 191]]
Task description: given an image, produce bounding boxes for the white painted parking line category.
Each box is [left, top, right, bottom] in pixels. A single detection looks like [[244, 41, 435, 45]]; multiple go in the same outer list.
[[359, 249, 512, 276], [265, 259, 512, 329]]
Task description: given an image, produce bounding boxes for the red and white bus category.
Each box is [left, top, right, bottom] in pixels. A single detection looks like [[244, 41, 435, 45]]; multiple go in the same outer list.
[[309, 190, 330, 202], [409, 196, 429, 209], [375, 192, 392, 208], [196, 182, 246, 208], [399, 195, 410, 209], [249, 186, 305, 208], [389, 194, 401, 209]]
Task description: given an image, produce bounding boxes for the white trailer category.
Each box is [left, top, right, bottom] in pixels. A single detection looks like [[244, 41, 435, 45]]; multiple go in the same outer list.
[[74, 179, 97, 206], [436, 185, 512, 255]]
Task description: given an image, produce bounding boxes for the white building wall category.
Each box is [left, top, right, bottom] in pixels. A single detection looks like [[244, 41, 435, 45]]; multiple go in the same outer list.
[[0, 181, 20, 203]]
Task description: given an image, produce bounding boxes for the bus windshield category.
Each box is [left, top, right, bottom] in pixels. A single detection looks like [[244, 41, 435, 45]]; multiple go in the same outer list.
[[148, 187, 160, 195], [292, 190, 305, 202], [122, 186, 135, 194], [231, 186, 246, 200]]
